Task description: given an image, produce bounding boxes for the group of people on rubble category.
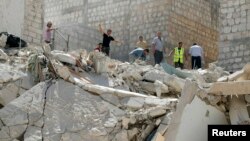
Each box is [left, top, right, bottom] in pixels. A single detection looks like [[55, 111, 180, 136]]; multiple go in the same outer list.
[[44, 21, 204, 70]]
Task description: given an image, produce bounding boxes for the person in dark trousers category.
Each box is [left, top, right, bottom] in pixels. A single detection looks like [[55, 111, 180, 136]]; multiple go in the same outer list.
[[189, 43, 203, 69], [169, 42, 187, 69], [44, 21, 55, 44], [152, 31, 165, 64], [99, 24, 120, 56]]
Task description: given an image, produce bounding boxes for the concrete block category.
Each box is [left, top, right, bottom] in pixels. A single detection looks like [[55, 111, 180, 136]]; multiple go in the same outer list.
[[229, 96, 249, 124], [209, 81, 250, 95]]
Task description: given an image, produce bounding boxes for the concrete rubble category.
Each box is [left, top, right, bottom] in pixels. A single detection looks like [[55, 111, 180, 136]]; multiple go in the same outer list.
[[0, 45, 249, 141]]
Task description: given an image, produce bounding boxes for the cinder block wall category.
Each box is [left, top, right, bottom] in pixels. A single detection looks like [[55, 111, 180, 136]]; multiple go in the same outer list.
[[22, 0, 44, 45], [218, 0, 250, 72], [44, 0, 220, 64]]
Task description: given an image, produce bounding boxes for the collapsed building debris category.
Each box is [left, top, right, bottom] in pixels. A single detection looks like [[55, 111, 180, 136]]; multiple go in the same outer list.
[[0, 45, 249, 141]]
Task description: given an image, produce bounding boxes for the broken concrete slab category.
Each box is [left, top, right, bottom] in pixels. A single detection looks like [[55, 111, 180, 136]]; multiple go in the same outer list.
[[42, 80, 115, 138], [104, 116, 118, 128], [165, 96, 228, 141], [163, 75, 185, 93], [139, 81, 158, 94], [0, 71, 13, 83], [208, 81, 250, 95], [0, 83, 19, 106], [122, 117, 130, 129], [229, 96, 249, 124], [143, 70, 167, 82], [148, 108, 167, 118], [113, 130, 129, 141], [164, 80, 199, 141], [100, 101, 126, 117], [121, 97, 145, 110], [0, 82, 45, 126], [144, 97, 178, 109], [217, 70, 244, 82], [127, 128, 139, 140], [51, 50, 77, 65], [121, 70, 143, 81], [61, 132, 82, 141], [9, 124, 27, 139], [100, 94, 121, 107], [16, 73, 35, 90], [154, 80, 169, 97], [0, 49, 9, 61], [0, 126, 11, 140]]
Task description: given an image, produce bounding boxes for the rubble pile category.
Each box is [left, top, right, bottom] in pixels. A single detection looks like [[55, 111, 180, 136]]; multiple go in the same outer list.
[[0, 44, 249, 141]]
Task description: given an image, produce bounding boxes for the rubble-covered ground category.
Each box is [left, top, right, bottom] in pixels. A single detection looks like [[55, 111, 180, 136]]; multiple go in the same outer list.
[[0, 44, 249, 141]]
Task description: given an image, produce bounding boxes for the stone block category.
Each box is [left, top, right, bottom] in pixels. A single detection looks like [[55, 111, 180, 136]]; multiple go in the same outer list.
[[209, 81, 250, 95], [148, 108, 167, 118], [121, 97, 145, 110], [229, 96, 249, 124], [9, 124, 27, 139], [24, 126, 42, 141], [0, 84, 19, 106]]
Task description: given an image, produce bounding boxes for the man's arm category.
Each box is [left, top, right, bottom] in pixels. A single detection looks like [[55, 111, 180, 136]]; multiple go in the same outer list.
[[111, 37, 123, 44], [99, 24, 104, 34]]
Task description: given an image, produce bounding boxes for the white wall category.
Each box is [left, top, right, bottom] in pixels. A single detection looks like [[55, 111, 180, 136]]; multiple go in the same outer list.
[[0, 0, 24, 36]]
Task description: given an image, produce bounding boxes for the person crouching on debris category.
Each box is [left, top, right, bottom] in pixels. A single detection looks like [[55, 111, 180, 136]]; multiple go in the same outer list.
[[85, 43, 103, 72], [44, 21, 56, 50], [129, 48, 150, 63], [94, 43, 102, 52]]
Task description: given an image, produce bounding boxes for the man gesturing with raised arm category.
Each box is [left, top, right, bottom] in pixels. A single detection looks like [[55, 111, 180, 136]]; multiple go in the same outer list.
[[99, 24, 120, 56]]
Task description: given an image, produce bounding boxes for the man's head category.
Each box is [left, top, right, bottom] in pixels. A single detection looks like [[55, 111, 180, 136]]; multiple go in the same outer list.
[[47, 21, 52, 28], [144, 49, 149, 55], [139, 36, 143, 42], [98, 43, 103, 48], [107, 29, 112, 35], [157, 31, 162, 37], [178, 42, 183, 47], [193, 43, 197, 45]]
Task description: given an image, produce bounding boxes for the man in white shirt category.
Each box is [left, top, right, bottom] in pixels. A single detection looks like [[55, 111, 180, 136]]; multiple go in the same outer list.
[[152, 31, 165, 64], [189, 43, 203, 69]]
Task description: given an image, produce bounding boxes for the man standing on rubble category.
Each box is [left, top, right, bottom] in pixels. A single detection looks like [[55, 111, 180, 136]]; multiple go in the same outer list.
[[44, 21, 56, 51], [99, 24, 121, 56], [168, 42, 187, 69], [152, 31, 165, 64], [189, 43, 203, 69]]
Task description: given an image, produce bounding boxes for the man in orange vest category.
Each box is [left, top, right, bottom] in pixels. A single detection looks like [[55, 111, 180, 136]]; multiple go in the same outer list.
[[169, 42, 187, 69]]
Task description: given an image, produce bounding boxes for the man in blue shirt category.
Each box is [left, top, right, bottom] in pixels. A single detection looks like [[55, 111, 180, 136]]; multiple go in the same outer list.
[[129, 48, 149, 63]]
